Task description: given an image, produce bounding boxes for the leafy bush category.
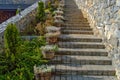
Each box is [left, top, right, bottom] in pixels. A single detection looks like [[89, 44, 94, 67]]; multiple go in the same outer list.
[[0, 23, 47, 80], [36, 1, 46, 23], [4, 23, 20, 55]]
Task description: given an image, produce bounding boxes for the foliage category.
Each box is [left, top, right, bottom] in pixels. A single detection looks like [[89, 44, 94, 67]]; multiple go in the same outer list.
[[21, 24, 36, 36], [41, 45, 58, 52], [1, 24, 47, 80], [45, 0, 59, 16], [4, 23, 20, 56], [16, 8, 21, 15], [34, 64, 53, 73], [46, 1, 53, 12], [36, 1, 46, 23], [45, 31, 60, 37], [45, 14, 54, 26], [35, 22, 46, 36]]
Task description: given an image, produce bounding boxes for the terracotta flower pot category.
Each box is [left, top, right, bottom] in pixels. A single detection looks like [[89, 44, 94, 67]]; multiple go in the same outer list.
[[35, 72, 51, 80], [42, 51, 55, 59], [47, 36, 58, 44]]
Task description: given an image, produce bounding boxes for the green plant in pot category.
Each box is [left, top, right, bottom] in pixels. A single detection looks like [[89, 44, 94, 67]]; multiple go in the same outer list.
[[41, 45, 58, 59], [45, 32, 60, 44], [46, 26, 61, 33], [54, 10, 64, 16], [34, 64, 54, 80], [45, 26, 61, 44]]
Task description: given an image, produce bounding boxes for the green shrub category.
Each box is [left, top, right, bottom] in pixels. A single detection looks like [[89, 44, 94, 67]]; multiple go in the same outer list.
[[36, 1, 46, 23], [0, 23, 47, 80], [4, 23, 20, 56]]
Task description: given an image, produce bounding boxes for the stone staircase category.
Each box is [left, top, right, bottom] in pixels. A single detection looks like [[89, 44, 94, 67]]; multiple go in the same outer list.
[[50, 0, 117, 79]]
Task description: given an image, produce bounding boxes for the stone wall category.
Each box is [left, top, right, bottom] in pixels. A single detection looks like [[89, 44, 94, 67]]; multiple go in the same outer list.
[[74, 0, 120, 79], [0, 0, 47, 51], [0, 1, 38, 44]]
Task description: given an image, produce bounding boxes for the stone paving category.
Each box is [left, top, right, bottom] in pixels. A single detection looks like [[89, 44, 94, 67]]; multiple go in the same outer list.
[[51, 0, 118, 79]]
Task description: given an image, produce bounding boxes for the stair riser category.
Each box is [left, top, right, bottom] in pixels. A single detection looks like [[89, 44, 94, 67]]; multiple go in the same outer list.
[[61, 28, 92, 31], [64, 24, 90, 27], [58, 44, 105, 49], [65, 8, 81, 13], [66, 18, 87, 20], [51, 60, 112, 65], [66, 20, 88, 22], [53, 71, 115, 76], [65, 17, 85, 20], [64, 10, 82, 14], [56, 51, 108, 56], [65, 6, 78, 8], [65, 16, 85, 18], [59, 38, 102, 42], [65, 11, 79, 13], [64, 14, 83, 16], [64, 10, 81, 12], [66, 22, 89, 24], [65, 23, 90, 25], [62, 32, 94, 35]]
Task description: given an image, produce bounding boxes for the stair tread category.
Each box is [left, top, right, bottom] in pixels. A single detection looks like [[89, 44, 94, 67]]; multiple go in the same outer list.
[[52, 64, 115, 71], [58, 48, 107, 52], [59, 34, 101, 39], [58, 42, 104, 45], [53, 55, 111, 61], [52, 75, 117, 80], [62, 30, 93, 32], [62, 27, 92, 29]]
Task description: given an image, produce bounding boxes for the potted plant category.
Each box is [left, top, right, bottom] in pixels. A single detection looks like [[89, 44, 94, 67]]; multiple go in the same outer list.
[[34, 64, 54, 80], [57, 7, 64, 11], [45, 26, 61, 44], [46, 26, 61, 33], [58, 3, 65, 8], [45, 31, 60, 44], [54, 14, 64, 20], [54, 18, 64, 27], [54, 10, 64, 16], [41, 45, 58, 59]]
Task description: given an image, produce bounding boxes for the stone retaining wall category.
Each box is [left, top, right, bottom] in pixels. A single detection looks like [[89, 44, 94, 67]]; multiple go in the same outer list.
[[0, 0, 47, 51], [0, 2, 38, 49], [74, 0, 120, 79]]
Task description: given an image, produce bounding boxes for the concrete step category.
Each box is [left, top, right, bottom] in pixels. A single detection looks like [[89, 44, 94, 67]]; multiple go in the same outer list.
[[66, 21, 89, 24], [65, 6, 78, 8], [61, 27, 92, 31], [58, 42, 105, 49], [64, 13, 83, 16], [59, 34, 102, 42], [65, 16, 85, 18], [64, 10, 82, 12], [56, 48, 108, 56], [66, 19, 88, 22], [51, 55, 112, 65], [61, 30, 93, 34], [52, 65, 115, 76], [51, 75, 118, 80], [64, 24, 89, 27], [65, 21, 89, 24], [65, 17, 85, 20], [64, 12, 82, 15]]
